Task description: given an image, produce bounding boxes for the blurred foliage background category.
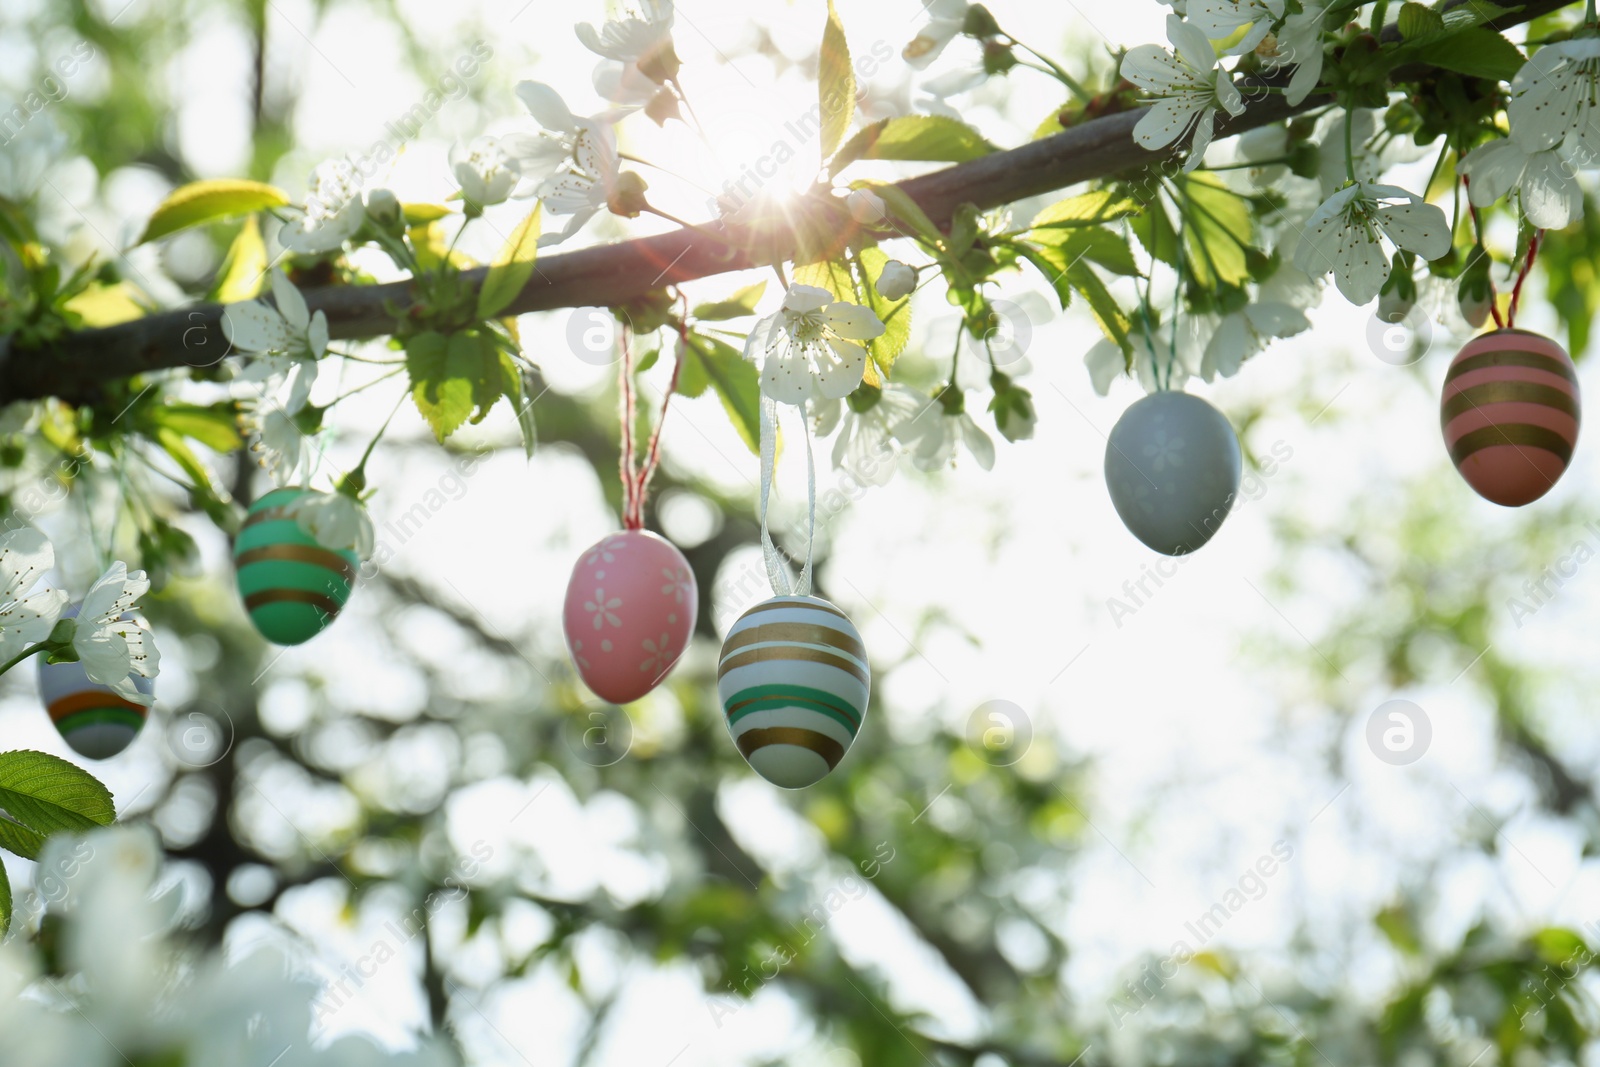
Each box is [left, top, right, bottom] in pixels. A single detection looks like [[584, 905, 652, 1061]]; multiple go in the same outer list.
[[2, 1, 1599, 1065]]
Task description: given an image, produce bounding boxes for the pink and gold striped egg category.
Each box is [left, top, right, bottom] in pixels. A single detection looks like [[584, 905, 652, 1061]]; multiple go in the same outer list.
[[1441, 329, 1580, 507]]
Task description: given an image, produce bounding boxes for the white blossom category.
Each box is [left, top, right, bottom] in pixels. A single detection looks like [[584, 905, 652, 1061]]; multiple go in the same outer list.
[[70, 562, 159, 706], [1188, 0, 1284, 54], [1256, 0, 1329, 105], [451, 135, 523, 208], [286, 490, 375, 558], [223, 272, 328, 414], [892, 392, 995, 471], [0, 527, 68, 666], [237, 394, 312, 487], [904, 0, 971, 70], [1293, 182, 1450, 305], [1507, 38, 1600, 157], [576, 1, 676, 73], [1200, 272, 1316, 380], [1459, 137, 1584, 230], [814, 384, 930, 487], [1121, 15, 1246, 171], [744, 285, 885, 406], [279, 159, 366, 255], [536, 121, 622, 247]]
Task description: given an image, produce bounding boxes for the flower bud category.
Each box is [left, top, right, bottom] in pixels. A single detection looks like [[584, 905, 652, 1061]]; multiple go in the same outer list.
[[364, 188, 400, 226], [1457, 249, 1494, 328], [876, 260, 917, 301], [847, 189, 887, 225], [1377, 251, 1417, 322]]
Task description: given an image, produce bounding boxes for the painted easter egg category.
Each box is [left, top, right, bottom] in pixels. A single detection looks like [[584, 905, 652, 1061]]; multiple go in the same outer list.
[[1104, 391, 1242, 556], [562, 530, 697, 704], [717, 595, 868, 789], [39, 607, 153, 760], [1441, 328, 1580, 507], [233, 487, 360, 645]]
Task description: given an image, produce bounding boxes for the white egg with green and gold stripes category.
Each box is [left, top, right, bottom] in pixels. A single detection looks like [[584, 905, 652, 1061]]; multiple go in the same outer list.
[[716, 595, 868, 789], [39, 648, 153, 761]]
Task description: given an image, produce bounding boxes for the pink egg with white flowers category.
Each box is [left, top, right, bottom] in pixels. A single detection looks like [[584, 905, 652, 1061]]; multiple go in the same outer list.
[[562, 530, 698, 704]]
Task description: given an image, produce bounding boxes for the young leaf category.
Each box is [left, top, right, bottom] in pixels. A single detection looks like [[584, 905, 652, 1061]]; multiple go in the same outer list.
[[1407, 28, 1525, 82], [0, 750, 116, 838], [210, 215, 268, 303], [852, 181, 944, 245], [61, 283, 147, 328], [693, 281, 768, 321], [407, 330, 501, 441], [403, 203, 454, 224], [1030, 189, 1142, 230], [478, 203, 542, 319], [818, 0, 856, 162], [0, 814, 45, 861], [1017, 244, 1075, 311], [0, 860, 9, 937], [683, 335, 762, 453], [829, 115, 996, 176], [1396, 1, 1445, 37], [137, 180, 289, 244], [501, 352, 540, 460], [147, 402, 244, 453], [1030, 226, 1141, 277]]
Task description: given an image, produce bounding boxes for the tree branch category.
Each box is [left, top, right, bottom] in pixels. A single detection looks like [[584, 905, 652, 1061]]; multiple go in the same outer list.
[[4, 0, 1568, 406]]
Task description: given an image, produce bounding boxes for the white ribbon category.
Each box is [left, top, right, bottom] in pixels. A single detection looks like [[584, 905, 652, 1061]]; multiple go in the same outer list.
[[758, 395, 816, 598]]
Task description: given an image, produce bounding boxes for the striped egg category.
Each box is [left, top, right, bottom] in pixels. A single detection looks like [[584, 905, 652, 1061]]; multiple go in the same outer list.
[[1441, 329, 1581, 507], [717, 595, 868, 789], [234, 487, 360, 645], [39, 607, 153, 760]]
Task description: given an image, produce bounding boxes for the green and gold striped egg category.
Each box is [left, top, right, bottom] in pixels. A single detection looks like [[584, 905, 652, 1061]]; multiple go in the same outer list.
[[717, 595, 868, 789], [234, 487, 359, 645]]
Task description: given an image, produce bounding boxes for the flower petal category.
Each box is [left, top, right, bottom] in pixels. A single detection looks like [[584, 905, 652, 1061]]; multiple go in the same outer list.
[[515, 81, 577, 133], [1459, 139, 1528, 205], [817, 338, 867, 399], [222, 300, 291, 353], [271, 272, 310, 333], [1375, 199, 1450, 261], [782, 285, 834, 313], [822, 301, 886, 340], [1521, 148, 1584, 229]]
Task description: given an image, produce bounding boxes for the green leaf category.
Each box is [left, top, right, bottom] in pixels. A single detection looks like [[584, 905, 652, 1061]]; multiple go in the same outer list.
[[407, 330, 502, 441], [683, 335, 762, 454], [1396, 1, 1445, 37], [147, 402, 243, 453], [693, 281, 768, 321], [0, 750, 116, 839], [852, 181, 944, 245], [478, 203, 541, 319], [210, 215, 267, 303], [1406, 27, 1525, 82], [1183, 174, 1254, 287], [829, 115, 995, 176], [1016, 244, 1074, 310], [1030, 189, 1142, 230], [1031, 226, 1141, 277], [501, 353, 540, 460], [0, 812, 43, 861], [0, 860, 9, 938], [1129, 200, 1180, 268], [1067, 261, 1131, 350], [817, 0, 856, 162], [402, 203, 454, 224], [137, 179, 290, 244]]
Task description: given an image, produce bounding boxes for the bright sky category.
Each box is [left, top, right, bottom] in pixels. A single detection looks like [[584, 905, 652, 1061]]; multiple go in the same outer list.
[[4, 1, 1600, 1064]]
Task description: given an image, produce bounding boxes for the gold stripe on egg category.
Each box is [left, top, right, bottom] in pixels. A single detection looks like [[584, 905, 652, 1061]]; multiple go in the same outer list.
[[241, 504, 296, 530], [740, 599, 848, 621], [1448, 423, 1575, 465], [1444, 349, 1578, 385], [1440, 381, 1580, 423], [717, 644, 870, 686], [234, 544, 359, 584], [736, 726, 846, 768], [722, 622, 865, 661], [244, 588, 344, 617]]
